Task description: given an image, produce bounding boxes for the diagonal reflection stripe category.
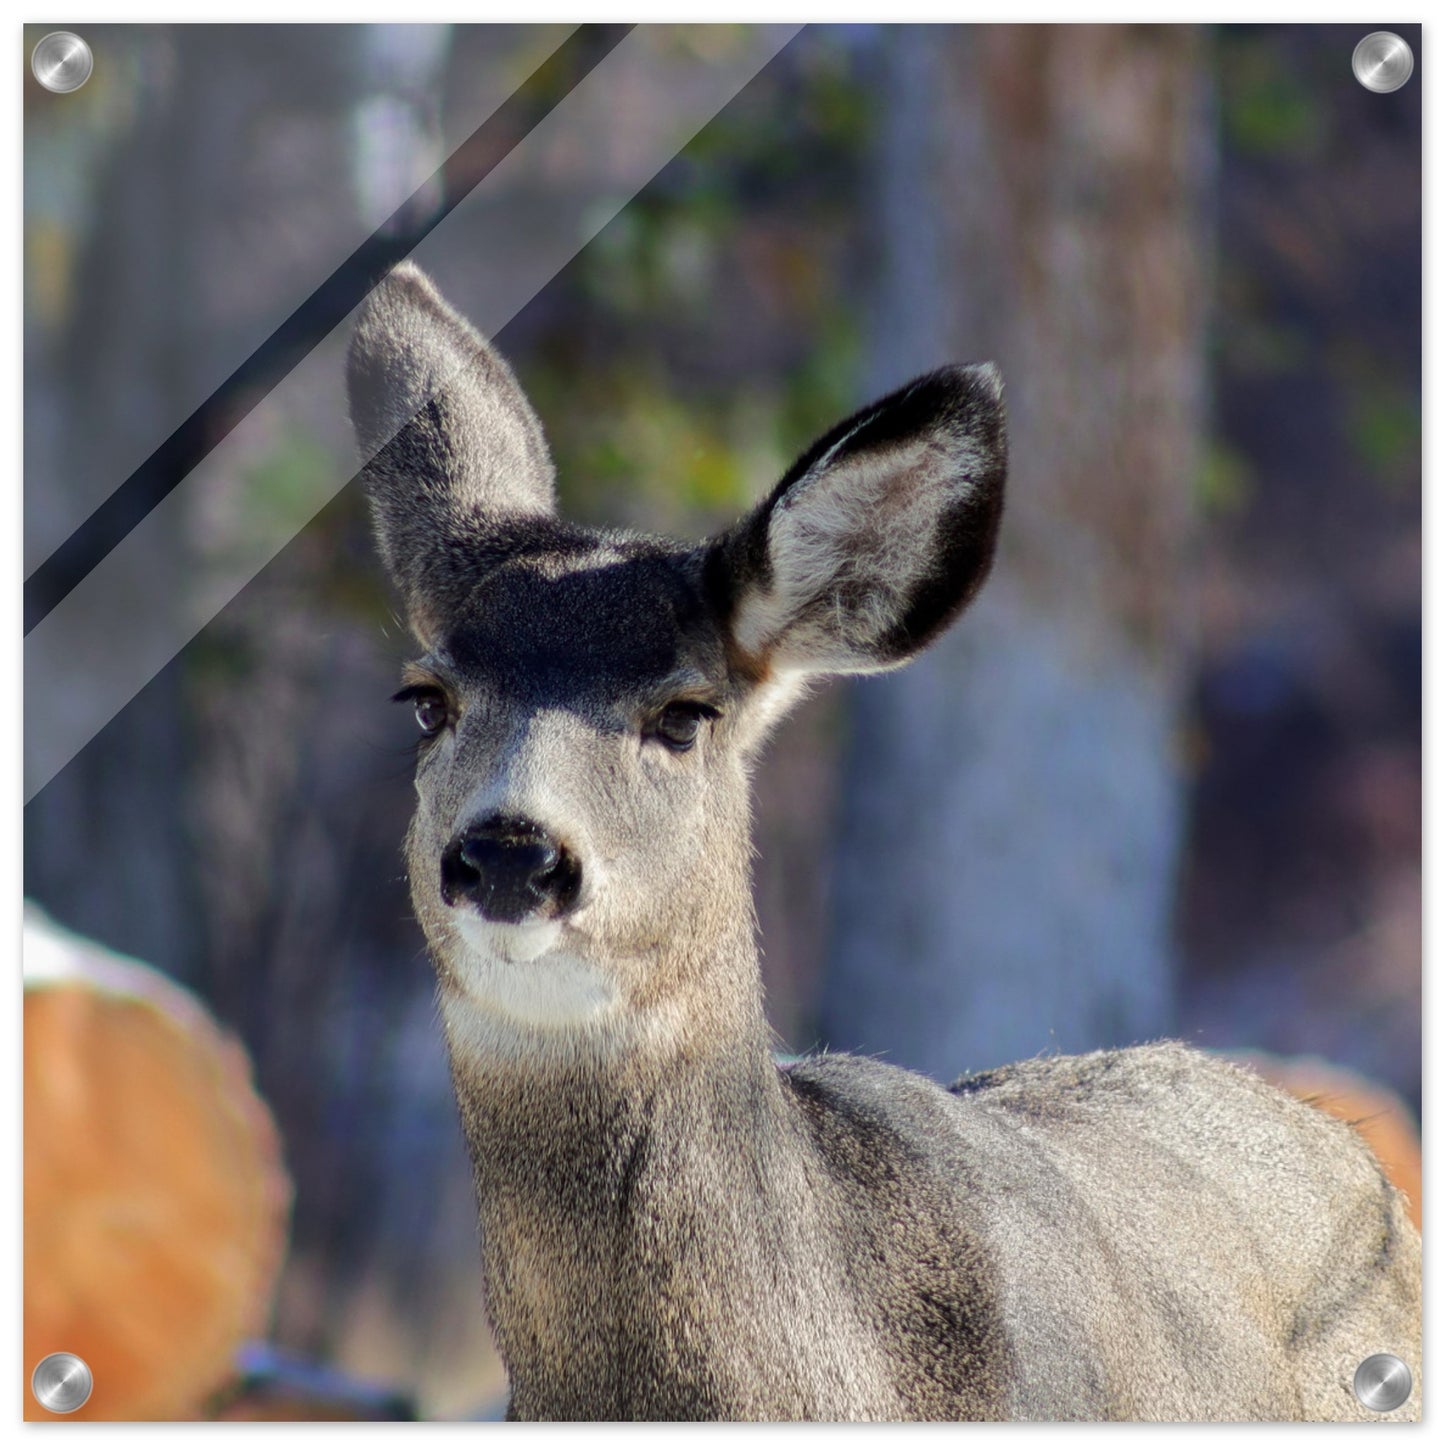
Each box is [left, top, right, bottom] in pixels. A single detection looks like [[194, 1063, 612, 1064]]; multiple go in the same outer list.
[[24, 24, 803, 804], [23, 23, 631, 634]]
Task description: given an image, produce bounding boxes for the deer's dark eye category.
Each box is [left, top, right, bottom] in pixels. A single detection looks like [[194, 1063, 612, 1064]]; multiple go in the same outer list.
[[414, 692, 449, 737], [393, 683, 451, 739], [651, 701, 718, 753]]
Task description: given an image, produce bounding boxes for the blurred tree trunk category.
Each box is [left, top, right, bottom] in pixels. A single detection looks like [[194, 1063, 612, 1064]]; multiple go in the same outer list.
[[24, 25, 205, 989], [819, 25, 1213, 1077]]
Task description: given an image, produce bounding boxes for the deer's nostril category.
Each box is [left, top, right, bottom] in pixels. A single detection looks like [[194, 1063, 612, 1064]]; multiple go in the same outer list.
[[441, 817, 581, 923]]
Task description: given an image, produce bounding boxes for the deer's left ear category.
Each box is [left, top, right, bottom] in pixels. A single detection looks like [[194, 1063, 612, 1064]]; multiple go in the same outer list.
[[708, 365, 1007, 677], [347, 261, 556, 645]]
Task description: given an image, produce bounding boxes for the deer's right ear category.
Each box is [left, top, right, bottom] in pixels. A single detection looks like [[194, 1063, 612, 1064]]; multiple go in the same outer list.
[[707, 365, 1007, 681], [347, 262, 556, 643]]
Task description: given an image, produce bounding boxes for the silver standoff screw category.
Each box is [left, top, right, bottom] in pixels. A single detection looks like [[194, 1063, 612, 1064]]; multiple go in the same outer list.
[[1353, 1353, 1412, 1413], [31, 1352, 94, 1414], [1352, 32, 1414, 94], [31, 31, 94, 94]]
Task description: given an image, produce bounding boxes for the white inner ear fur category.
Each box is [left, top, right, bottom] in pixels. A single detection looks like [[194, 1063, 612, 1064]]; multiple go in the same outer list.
[[733, 432, 979, 673]]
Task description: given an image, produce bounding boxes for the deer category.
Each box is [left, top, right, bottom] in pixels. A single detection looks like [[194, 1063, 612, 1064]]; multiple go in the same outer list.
[[347, 261, 1420, 1422]]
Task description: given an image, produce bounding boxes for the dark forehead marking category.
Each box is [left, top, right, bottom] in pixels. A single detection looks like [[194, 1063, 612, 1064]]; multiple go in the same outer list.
[[444, 541, 723, 701]]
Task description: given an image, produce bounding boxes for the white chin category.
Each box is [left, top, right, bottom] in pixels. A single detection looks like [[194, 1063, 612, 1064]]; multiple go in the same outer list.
[[454, 912, 564, 964], [445, 912, 618, 1032]]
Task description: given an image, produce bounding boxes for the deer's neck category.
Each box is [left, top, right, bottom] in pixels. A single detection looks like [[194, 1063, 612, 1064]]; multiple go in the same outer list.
[[445, 956, 841, 1419]]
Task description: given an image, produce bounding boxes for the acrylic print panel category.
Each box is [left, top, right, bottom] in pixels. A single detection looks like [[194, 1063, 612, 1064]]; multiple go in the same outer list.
[[22, 22, 1420, 1422]]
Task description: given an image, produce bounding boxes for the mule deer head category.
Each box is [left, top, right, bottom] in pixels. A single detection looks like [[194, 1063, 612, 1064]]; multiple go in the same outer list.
[[348, 262, 1006, 1064]]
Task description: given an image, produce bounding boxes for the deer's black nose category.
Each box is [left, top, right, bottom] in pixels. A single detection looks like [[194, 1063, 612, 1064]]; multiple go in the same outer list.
[[440, 816, 582, 923]]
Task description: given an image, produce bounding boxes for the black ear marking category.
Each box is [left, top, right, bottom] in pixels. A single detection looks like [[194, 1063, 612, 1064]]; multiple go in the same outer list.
[[868, 370, 1007, 661]]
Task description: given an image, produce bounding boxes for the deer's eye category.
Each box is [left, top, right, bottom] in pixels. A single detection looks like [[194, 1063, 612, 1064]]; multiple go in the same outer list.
[[414, 692, 449, 737], [650, 701, 718, 753], [393, 684, 451, 738]]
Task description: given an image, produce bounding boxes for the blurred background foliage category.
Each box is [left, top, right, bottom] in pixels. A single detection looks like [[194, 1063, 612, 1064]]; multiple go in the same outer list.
[[23, 23, 1419, 1420]]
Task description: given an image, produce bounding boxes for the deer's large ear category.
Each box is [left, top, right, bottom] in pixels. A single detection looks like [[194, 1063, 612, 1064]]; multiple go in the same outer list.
[[347, 261, 556, 642], [708, 365, 1007, 678]]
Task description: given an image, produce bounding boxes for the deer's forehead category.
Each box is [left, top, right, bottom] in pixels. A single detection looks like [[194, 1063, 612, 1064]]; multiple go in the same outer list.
[[439, 550, 727, 702]]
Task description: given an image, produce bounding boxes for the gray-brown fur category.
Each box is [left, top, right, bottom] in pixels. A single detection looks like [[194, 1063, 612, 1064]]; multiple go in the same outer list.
[[349, 262, 1420, 1422]]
